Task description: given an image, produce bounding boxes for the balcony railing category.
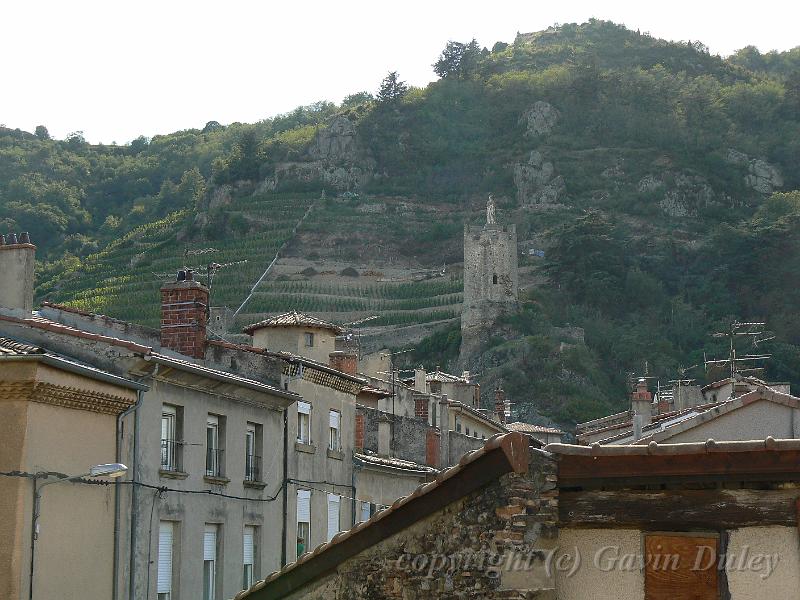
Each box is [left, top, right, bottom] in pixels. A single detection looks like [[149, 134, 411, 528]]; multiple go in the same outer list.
[[205, 447, 225, 478], [245, 454, 262, 482], [161, 439, 183, 472]]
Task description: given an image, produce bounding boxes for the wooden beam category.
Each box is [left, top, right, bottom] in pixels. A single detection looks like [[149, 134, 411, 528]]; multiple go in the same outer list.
[[560, 488, 800, 529], [558, 450, 800, 487]]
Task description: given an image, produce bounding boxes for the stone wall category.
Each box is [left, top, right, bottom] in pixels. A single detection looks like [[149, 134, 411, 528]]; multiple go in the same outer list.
[[359, 406, 429, 465], [283, 448, 559, 599], [448, 430, 489, 465]]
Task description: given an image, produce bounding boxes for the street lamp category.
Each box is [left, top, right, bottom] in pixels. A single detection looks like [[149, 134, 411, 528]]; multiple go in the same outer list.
[[29, 463, 128, 599]]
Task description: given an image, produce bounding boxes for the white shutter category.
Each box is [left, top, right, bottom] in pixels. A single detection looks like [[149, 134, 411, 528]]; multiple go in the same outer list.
[[297, 401, 311, 415], [326, 493, 340, 542], [329, 410, 340, 429], [297, 490, 311, 523], [157, 522, 173, 594], [359, 501, 371, 523], [203, 524, 217, 561], [243, 526, 255, 565]]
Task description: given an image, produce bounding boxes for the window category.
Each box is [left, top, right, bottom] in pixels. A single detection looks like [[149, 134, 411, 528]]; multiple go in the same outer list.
[[492, 274, 498, 284], [304, 332, 314, 347], [328, 410, 341, 451], [203, 524, 218, 600], [297, 401, 311, 444], [205, 415, 224, 478], [245, 423, 262, 482], [157, 521, 174, 600], [326, 493, 341, 542], [243, 525, 257, 589], [465, 426, 470, 436], [296, 490, 311, 557], [456, 419, 462, 433], [358, 500, 374, 524], [161, 405, 183, 472]]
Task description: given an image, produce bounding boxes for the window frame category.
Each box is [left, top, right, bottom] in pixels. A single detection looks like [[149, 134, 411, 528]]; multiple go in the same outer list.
[[297, 401, 312, 444], [328, 409, 341, 451]]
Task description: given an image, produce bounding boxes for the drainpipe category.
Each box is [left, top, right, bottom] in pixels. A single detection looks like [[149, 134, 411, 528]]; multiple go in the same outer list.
[[280, 407, 288, 567], [114, 391, 142, 600]]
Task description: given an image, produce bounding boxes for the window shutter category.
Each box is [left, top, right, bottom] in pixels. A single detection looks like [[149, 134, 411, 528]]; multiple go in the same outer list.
[[204, 525, 217, 561], [326, 493, 340, 542], [157, 522, 173, 594], [297, 490, 311, 523], [360, 501, 371, 523], [329, 410, 340, 429], [297, 401, 311, 415], [243, 526, 255, 565]]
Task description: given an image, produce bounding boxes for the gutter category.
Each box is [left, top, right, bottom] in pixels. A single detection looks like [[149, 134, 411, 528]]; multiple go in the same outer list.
[[114, 391, 144, 600], [0, 354, 148, 390]]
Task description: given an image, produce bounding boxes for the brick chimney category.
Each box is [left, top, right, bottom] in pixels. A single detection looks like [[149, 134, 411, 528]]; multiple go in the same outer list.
[[160, 270, 209, 359], [631, 378, 653, 440], [494, 388, 508, 425], [354, 412, 365, 452], [329, 351, 357, 375], [0, 232, 35, 314], [425, 428, 440, 468]]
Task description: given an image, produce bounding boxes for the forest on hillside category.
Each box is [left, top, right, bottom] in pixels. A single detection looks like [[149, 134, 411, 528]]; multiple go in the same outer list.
[[2, 20, 800, 425]]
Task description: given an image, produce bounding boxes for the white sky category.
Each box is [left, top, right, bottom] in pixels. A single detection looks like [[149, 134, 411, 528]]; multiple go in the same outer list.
[[2, 0, 798, 144]]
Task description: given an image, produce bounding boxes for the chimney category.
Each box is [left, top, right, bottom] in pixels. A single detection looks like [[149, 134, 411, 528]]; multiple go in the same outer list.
[[160, 270, 209, 359], [494, 388, 508, 424], [354, 412, 365, 452], [329, 351, 357, 375], [0, 232, 35, 314], [377, 413, 392, 457], [438, 394, 450, 466], [414, 367, 427, 393], [413, 392, 430, 421], [631, 378, 652, 440]]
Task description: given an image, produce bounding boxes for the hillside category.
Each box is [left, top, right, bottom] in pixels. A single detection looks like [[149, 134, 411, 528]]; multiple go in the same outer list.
[[3, 19, 800, 428]]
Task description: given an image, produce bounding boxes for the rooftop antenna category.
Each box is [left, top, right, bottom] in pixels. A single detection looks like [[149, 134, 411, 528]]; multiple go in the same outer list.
[[667, 363, 699, 410], [341, 315, 380, 360], [705, 320, 772, 400]]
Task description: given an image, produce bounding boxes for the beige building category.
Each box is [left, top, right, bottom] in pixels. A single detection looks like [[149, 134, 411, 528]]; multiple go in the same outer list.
[[244, 312, 343, 365], [0, 335, 143, 600]]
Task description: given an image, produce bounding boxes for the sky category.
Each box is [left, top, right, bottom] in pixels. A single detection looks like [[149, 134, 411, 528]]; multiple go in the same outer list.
[[2, 0, 798, 144]]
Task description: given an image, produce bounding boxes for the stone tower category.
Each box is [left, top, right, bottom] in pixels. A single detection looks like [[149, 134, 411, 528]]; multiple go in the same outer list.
[[459, 198, 518, 367]]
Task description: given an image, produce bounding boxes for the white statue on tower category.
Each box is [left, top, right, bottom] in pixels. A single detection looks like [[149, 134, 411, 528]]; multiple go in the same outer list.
[[486, 194, 496, 225]]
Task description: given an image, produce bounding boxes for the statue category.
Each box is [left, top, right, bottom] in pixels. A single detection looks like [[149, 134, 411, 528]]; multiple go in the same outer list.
[[486, 194, 496, 225]]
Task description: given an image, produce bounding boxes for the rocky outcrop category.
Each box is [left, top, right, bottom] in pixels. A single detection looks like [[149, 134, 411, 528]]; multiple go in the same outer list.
[[513, 150, 566, 206], [274, 162, 371, 191], [308, 115, 358, 162], [520, 101, 560, 136], [725, 149, 784, 195], [637, 172, 721, 217]]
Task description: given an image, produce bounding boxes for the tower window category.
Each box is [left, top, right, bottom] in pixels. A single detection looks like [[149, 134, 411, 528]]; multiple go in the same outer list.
[[492, 274, 498, 284]]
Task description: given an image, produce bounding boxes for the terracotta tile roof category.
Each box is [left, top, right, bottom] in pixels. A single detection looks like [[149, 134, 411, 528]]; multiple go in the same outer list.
[[427, 370, 470, 383], [0, 312, 153, 354], [353, 452, 439, 474], [243, 311, 344, 335], [0, 337, 44, 356], [358, 385, 393, 398], [546, 436, 800, 456], [507, 421, 563, 435], [234, 431, 530, 600]]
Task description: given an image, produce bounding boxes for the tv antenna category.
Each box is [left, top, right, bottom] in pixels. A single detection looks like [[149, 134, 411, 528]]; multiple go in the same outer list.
[[704, 320, 773, 400]]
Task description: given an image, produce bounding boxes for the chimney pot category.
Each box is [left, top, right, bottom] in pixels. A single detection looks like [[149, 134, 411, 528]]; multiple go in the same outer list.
[[0, 234, 5, 245], [177, 270, 186, 281], [19, 232, 30, 244], [186, 269, 194, 281], [8, 233, 18, 245]]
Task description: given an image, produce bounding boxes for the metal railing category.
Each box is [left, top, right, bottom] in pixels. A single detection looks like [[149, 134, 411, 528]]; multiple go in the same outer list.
[[160, 439, 183, 472], [205, 447, 225, 478], [244, 454, 262, 482]]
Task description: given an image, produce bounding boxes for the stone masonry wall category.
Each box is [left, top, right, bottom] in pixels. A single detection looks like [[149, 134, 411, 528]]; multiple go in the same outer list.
[[284, 448, 559, 600], [359, 406, 428, 465]]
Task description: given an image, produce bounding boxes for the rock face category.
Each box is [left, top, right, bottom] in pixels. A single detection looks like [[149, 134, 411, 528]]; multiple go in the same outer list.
[[308, 115, 358, 162], [520, 101, 560, 136], [725, 149, 784, 195], [274, 162, 371, 191], [514, 150, 566, 206], [637, 173, 720, 217]]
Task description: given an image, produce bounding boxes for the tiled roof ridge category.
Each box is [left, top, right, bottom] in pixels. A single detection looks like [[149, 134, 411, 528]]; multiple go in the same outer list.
[[0, 336, 44, 355], [0, 313, 153, 354], [507, 421, 563, 434], [353, 452, 439, 473], [448, 399, 507, 431], [546, 436, 800, 456], [234, 431, 530, 599], [242, 310, 344, 335]]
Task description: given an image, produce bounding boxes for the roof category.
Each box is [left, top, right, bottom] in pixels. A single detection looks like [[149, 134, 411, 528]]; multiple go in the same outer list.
[[546, 437, 800, 486], [353, 452, 439, 475], [358, 385, 393, 398], [0, 336, 148, 391], [427, 370, 471, 384], [243, 311, 344, 335], [507, 421, 563, 435], [235, 432, 530, 599], [448, 399, 507, 432]]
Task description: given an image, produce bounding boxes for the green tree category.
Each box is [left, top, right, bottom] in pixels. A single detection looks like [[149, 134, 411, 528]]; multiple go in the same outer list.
[[377, 71, 408, 104], [34, 125, 50, 140], [433, 39, 482, 79]]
